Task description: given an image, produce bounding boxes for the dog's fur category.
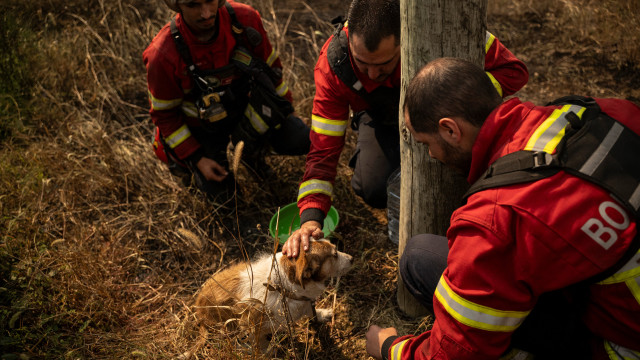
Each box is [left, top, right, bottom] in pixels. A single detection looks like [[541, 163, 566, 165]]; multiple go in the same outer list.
[[194, 239, 353, 348]]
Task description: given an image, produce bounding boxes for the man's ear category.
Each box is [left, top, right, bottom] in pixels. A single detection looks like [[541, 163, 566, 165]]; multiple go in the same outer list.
[[438, 117, 463, 146]]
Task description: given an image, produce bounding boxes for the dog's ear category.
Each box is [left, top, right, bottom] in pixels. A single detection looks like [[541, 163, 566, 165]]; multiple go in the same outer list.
[[295, 253, 320, 289]]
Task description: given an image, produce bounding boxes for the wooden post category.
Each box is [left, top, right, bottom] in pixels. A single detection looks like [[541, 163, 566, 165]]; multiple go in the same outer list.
[[397, 0, 487, 316]]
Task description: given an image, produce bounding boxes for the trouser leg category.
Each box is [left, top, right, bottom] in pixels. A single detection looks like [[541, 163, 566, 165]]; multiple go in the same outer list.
[[269, 114, 311, 156], [398, 234, 449, 314], [349, 112, 400, 209], [400, 233, 592, 358]]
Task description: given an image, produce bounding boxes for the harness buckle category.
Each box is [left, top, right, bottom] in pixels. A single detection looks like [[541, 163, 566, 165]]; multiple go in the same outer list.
[[532, 151, 553, 169]]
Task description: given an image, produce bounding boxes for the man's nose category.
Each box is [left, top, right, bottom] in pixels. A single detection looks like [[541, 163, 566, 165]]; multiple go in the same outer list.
[[367, 66, 381, 80], [201, 6, 213, 18]]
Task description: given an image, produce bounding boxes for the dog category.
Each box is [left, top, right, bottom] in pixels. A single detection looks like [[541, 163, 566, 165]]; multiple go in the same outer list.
[[194, 239, 353, 349]]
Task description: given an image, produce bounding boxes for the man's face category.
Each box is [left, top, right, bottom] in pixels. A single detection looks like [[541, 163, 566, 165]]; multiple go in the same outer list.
[[405, 113, 473, 176], [179, 0, 220, 37], [349, 33, 400, 83]]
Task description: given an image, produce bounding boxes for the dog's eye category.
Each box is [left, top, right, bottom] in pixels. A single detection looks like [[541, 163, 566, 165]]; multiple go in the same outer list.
[[333, 250, 338, 258]]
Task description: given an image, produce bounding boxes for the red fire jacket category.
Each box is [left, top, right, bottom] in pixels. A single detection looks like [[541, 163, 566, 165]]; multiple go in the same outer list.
[[297, 28, 529, 218], [385, 98, 640, 360], [143, 0, 291, 162]]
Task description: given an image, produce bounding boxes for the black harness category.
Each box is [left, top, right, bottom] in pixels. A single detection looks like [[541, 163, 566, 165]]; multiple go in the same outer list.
[[464, 95, 640, 283], [169, 3, 289, 131], [326, 21, 400, 126]]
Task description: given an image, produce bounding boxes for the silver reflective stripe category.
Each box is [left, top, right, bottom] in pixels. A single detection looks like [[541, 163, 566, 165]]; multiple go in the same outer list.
[[390, 339, 409, 360], [181, 102, 198, 118], [165, 124, 191, 149], [629, 183, 640, 211], [276, 81, 289, 97], [245, 104, 269, 134], [311, 115, 348, 137], [525, 105, 585, 152], [297, 179, 333, 201], [435, 276, 529, 332], [598, 249, 640, 285], [579, 122, 624, 176], [485, 31, 495, 53], [266, 49, 277, 66], [604, 339, 640, 359], [149, 91, 181, 111], [352, 80, 363, 91]]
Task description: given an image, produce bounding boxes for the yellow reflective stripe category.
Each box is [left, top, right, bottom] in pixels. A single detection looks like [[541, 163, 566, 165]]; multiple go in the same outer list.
[[390, 339, 409, 360], [165, 124, 191, 149], [297, 179, 333, 201], [233, 48, 252, 66], [266, 49, 278, 67], [486, 72, 503, 97], [598, 250, 640, 285], [245, 104, 269, 134], [604, 339, 640, 359], [181, 101, 198, 118], [597, 249, 640, 307], [311, 114, 348, 137], [485, 31, 495, 53], [435, 275, 530, 332], [524, 105, 586, 153], [627, 277, 640, 305], [149, 90, 181, 111], [276, 81, 289, 97]]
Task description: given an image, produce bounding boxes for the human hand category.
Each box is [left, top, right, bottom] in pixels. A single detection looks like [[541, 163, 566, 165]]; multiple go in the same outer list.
[[196, 157, 228, 182], [281, 220, 323, 258], [366, 325, 398, 360]]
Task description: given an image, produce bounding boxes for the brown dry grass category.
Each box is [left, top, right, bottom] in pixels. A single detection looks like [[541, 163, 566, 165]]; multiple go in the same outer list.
[[1, 0, 638, 359]]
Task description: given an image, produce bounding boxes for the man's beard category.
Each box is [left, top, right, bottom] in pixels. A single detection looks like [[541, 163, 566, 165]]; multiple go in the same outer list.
[[437, 136, 472, 178]]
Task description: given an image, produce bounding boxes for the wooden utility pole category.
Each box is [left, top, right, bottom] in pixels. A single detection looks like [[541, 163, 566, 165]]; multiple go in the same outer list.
[[397, 0, 487, 316]]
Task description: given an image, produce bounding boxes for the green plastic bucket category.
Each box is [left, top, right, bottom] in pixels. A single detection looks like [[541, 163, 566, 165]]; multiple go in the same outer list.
[[269, 202, 339, 244]]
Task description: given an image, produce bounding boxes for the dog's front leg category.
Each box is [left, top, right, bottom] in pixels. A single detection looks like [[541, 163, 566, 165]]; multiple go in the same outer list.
[[314, 307, 333, 323]]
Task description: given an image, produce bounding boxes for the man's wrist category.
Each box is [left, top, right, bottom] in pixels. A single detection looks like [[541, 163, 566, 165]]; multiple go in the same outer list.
[[300, 208, 325, 226], [185, 148, 205, 168], [381, 335, 399, 360]]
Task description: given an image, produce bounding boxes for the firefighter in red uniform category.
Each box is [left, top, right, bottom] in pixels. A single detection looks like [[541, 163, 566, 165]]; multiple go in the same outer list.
[[282, 0, 529, 257], [144, 0, 310, 202], [365, 57, 640, 360]]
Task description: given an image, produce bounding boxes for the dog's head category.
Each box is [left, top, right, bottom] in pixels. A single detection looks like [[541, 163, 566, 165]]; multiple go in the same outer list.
[[281, 239, 353, 289]]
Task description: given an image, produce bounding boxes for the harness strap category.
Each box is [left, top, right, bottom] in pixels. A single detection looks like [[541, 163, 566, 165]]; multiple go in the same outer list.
[[170, 19, 209, 91], [464, 96, 640, 284]]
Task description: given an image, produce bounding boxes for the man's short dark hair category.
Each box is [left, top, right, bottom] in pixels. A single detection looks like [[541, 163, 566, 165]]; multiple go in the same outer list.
[[347, 0, 400, 52], [404, 57, 503, 134]]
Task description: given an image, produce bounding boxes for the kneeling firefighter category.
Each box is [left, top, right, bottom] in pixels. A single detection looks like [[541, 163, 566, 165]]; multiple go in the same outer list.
[[144, 0, 310, 202]]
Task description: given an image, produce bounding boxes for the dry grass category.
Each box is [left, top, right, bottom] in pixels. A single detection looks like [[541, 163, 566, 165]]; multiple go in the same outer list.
[[1, 0, 639, 359]]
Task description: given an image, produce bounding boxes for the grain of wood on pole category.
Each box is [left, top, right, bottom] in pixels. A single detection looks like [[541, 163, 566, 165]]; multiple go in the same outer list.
[[397, 0, 487, 317]]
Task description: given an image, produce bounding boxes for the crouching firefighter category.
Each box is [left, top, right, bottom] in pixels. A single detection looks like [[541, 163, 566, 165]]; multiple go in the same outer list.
[[143, 0, 310, 202], [366, 57, 640, 360]]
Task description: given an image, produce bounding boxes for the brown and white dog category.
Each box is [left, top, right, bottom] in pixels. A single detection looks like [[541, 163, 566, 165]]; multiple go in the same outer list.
[[194, 239, 353, 348]]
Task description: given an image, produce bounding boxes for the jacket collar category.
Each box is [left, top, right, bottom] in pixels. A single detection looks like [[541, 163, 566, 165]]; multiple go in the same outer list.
[[468, 97, 535, 184]]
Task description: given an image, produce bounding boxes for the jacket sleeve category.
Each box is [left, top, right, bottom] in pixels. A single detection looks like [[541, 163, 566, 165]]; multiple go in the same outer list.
[[143, 33, 202, 161], [237, 3, 293, 103], [385, 221, 537, 360], [483, 32, 529, 97], [296, 49, 351, 222]]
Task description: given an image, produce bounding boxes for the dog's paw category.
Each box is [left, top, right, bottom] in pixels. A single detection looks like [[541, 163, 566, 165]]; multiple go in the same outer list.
[[315, 308, 333, 322]]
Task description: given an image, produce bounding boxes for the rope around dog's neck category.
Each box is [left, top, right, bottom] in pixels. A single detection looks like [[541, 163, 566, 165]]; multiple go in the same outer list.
[[263, 282, 317, 320]]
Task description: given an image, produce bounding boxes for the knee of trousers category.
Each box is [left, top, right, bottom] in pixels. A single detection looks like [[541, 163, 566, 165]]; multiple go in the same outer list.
[[351, 173, 387, 208], [399, 234, 448, 288]]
